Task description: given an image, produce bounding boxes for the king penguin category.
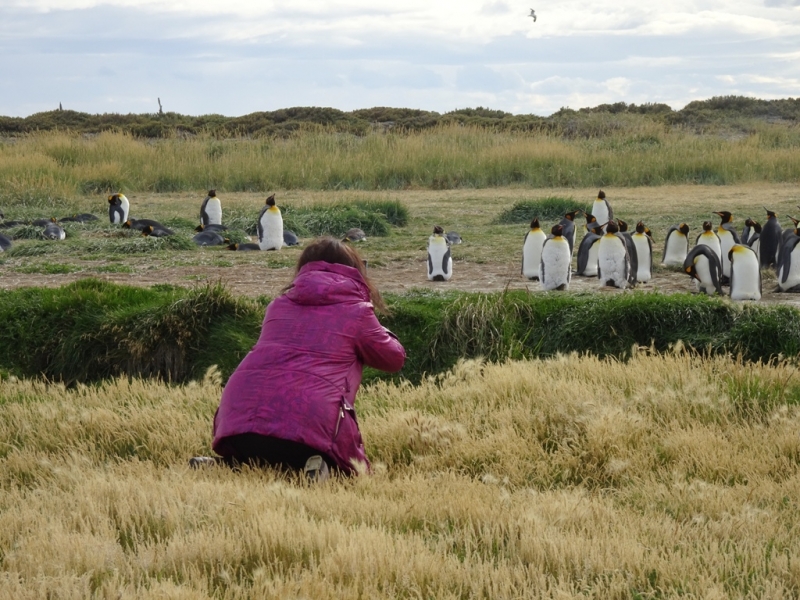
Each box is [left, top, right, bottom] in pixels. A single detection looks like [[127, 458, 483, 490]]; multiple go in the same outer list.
[[521, 217, 547, 280], [539, 224, 572, 291], [257, 194, 284, 251], [760, 208, 782, 269], [0, 231, 12, 252], [558, 210, 581, 255], [662, 223, 690, 266], [740, 217, 756, 246], [576, 228, 602, 277], [777, 232, 800, 292], [582, 211, 604, 235], [617, 219, 639, 284], [227, 242, 261, 251], [108, 193, 129, 225], [42, 222, 66, 240], [427, 225, 452, 281], [728, 244, 761, 301], [591, 190, 613, 233], [597, 220, 632, 288], [631, 221, 653, 283], [683, 245, 723, 296], [192, 230, 227, 246], [199, 190, 222, 227], [696, 221, 722, 265], [713, 211, 740, 284]]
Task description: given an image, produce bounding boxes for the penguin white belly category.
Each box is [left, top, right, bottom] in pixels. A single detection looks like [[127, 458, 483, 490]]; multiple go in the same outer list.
[[592, 201, 609, 231], [697, 234, 722, 262], [427, 237, 452, 281], [632, 234, 652, 282], [717, 230, 735, 278], [539, 238, 571, 291], [693, 256, 716, 295], [203, 198, 222, 226], [778, 244, 800, 291], [750, 238, 760, 261], [522, 230, 546, 280], [663, 233, 688, 266], [581, 240, 601, 277], [730, 247, 761, 301], [597, 235, 629, 288], [258, 208, 284, 251], [109, 195, 130, 225]]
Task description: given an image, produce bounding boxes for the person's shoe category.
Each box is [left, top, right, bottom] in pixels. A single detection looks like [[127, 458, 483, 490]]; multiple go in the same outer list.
[[189, 456, 220, 469], [304, 455, 330, 482]]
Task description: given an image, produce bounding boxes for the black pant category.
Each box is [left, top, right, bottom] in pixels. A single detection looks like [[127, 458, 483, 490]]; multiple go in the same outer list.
[[219, 433, 333, 472]]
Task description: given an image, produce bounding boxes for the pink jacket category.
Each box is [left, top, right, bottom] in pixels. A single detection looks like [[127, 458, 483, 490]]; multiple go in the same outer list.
[[212, 261, 406, 473]]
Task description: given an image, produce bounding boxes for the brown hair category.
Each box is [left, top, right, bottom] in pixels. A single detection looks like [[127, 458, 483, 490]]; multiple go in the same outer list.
[[285, 236, 389, 315]]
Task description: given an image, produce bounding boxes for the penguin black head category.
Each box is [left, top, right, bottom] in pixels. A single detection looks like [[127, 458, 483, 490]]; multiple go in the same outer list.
[[142, 225, 154, 236], [564, 210, 580, 221], [635, 221, 646, 234], [584, 212, 597, 224], [597, 190, 605, 200], [433, 225, 444, 235], [787, 216, 799, 227], [764, 207, 777, 219], [195, 224, 204, 232], [753, 222, 762, 233], [208, 189, 216, 197], [530, 218, 540, 229], [744, 217, 754, 227], [616, 218, 628, 232], [550, 224, 564, 237], [604, 220, 619, 234], [714, 211, 733, 223], [266, 194, 276, 207], [122, 219, 133, 229], [227, 243, 239, 251], [702, 221, 713, 232], [679, 223, 690, 235], [108, 195, 118, 205]]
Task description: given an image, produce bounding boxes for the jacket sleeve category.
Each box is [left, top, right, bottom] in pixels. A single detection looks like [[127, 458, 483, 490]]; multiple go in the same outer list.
[[355, 308, 406, 373]]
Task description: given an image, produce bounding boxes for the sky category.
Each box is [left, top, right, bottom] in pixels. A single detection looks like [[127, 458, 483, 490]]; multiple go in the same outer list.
[[1, 0, 799, 118]]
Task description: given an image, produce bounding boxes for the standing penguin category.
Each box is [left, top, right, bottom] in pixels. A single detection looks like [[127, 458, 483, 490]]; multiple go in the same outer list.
[[662, 223, 690, 266], [582, 211, 603, 235], [740, 217, 756, 246], [748, 221, 762, 256], [597, 220, 632, 288], [777, 234, 800, 292], [683, 245, 723, 296], [200, 189, 222, 226], [558, 210, 581, 255], [0, 231, 12, 252], [696, 221, 722, 265], [713, 211, 740, 284], [521, 218, 547, 280], [257, 194, 284, 251], [759, 208, 782, 269], [427, 225, 452, 281], [576, 229, 602, 277], [728, 244, 761, 301], [539, 224, 572, 291], [631, 221, 653, 283], [108, 193, 129, 225], [617, 219, 639, 284], [591, 190, 613, 232]]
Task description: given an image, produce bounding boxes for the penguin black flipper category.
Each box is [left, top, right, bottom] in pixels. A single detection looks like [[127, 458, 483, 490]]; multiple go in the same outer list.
[[441, 247, 451, 276], [779, 237, 800, 284], [621, 233, 638, 284], [709, 253, 723, 295], [0, 231, 12, 252], [576, 233, 600, 275]]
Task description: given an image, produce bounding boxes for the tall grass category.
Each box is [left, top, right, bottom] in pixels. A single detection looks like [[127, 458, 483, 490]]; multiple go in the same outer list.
[[2, 353, 800, 597], [2, 123, 800, 207]]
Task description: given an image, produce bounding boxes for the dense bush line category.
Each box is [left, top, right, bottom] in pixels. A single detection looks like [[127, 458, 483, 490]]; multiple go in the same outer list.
[[0, 280, 798, 385], [1, 96, 799, 138]]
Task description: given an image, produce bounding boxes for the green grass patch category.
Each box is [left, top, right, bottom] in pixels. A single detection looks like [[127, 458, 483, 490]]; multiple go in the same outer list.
[[14, 263, 81, 275], [494, 197, 581, 224]]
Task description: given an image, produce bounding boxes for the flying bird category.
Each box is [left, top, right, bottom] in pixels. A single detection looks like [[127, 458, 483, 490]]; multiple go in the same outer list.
[[529, 8, 536, 22]]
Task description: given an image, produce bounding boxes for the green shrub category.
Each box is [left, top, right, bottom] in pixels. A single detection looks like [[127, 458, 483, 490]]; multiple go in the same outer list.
[[494, 197, 580, 224]]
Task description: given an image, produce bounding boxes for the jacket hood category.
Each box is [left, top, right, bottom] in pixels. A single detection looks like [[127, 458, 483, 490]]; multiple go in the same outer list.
[[284, 261, 371, 306]]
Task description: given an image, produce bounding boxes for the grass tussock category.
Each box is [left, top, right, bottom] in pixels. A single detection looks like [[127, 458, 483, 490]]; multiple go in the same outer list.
[[494, 197, 580, 224], [2, 353, 800, 597]]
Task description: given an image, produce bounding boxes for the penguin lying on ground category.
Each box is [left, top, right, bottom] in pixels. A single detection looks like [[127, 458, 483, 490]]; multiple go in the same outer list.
[[522, 218, 547, 280], [728, 244, 761, 301], [227, 242, 261, 251], [539, 224, 571, 291], [123, 218, 170, 232], [283, 230, 301, 247], [192, 230, 228, 246], [0, 231, 12, 252], [141, 224, 174, 237], [683, 245, 723, 296], [42, 222, 66, 240], [108, 193, 130, 225], [427, 225, 452, 281], [598, 220, 633, 288], [195, 223, 228, 233], [662, 223, 690, 266], [258, 194, 283, 251], [344, 228, 367, 242], [33, 217, 57, 227], [200, 190, 222, 226]]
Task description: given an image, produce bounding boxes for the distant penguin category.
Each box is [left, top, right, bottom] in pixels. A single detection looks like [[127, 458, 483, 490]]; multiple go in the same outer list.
[[33, 217, 57, 227], [227, 242, 261, 251], [427, 225, 452, 281], [141, 224, 174, 238], [539, 224, 572, 291], [777, 234, 800, 292], [123, 218, 168, 232], [42, 222, 66, 240], [760, 208, 782, 269], [597, 220, 632, 288], [631, 221, 653, 283], [778, 216, 800, 266], [576, 229, 602, 277], [696, 221, 722, 265], [558, 210, 581, 255], [195, 223, 227, 233], [713, 211, 740, 283], [617, 219, 639, 284], [257, 194, 283, 251], [740, 217, 756, 246], [283, 230, 301, 247], [728, 244, 761, 301], [592, 190, 613, 232], [445, 231, 463, 245], [0, 231, 12, 252], [108, 193, 129, 225], [662, 223, 690, 266], [521, 217, 547, 280], [192, 230, 227, 246], [200, 189, 222, 226], [344, 228, 367, 242], [683, 245, 723, 296]]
